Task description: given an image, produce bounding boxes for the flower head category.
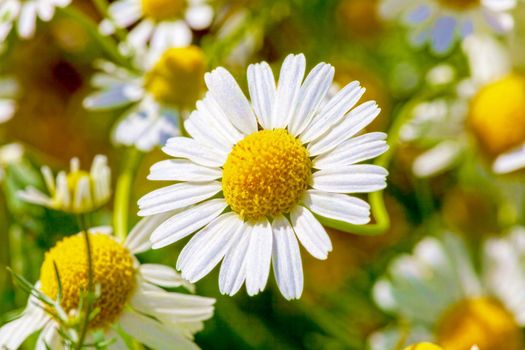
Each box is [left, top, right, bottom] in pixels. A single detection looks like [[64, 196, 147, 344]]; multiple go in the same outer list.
[[0, 220, 214, 348], [138, 53, 389, 299], [18, 155, 111, 214], [380, 0, 516, 54], [369, 231, 525, 350]]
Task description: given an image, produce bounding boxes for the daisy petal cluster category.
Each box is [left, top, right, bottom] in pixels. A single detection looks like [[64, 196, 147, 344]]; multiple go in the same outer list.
[[18, 155, 111, 214], [138, 53, 389, 299], [0, 0, 71, 40], [380, 0, 517, 53], [0, 220, 214, 348], [370, 230, 525, 350]]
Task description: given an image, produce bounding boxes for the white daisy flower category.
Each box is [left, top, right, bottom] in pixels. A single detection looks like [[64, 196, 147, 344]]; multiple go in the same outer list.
[[84, 46, 206, 151], [369, 230, 525, 350], [0, 76, 19, 124], [0, 0, 71, 41], [401, 34, 525, 177], [0, 220, 215, 349], [100, 0, 214, 56], [18, 155, 111, 214], [138, 53, 389, 300], [380, 0, 516, 54]]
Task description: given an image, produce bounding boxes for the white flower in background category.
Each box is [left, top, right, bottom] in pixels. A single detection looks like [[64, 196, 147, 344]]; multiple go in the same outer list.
[[18, 155, 111, 214], [400, 34, 525, 177], [100, 0, 213, 56], [0, 76, 19, 124], [138, 53, 389, 300], [84, 46, 206, 151], [0, 143, 24, 181], [0, 221, 215, 349], [380, 0, 516, 54], [369, 230, 525, 350], [0, 0, 71, 41]]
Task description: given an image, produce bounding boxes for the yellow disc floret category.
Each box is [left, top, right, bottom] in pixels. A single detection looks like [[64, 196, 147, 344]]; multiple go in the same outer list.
[[469, 74, 525, 156], [436, 297, 522, 350], [404, 343, 443, 350], [144, 46, 206, 109], [222, 129, 312, 221], [40, 233, 136, 329], [438, 0, 479, 10], [141, 0, 185, 22]]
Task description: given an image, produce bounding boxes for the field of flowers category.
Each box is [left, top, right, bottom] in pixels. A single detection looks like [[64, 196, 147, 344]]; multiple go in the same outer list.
[[1, 0, 525, 349]]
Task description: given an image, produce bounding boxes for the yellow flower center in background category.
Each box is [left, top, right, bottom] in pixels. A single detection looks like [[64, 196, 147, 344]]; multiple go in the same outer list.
[[436, 297, 522, 350], [437, 0, 479, 10], [40, 233, 136, 329], [141, 0, 185, 21], [469, 74, 525, 156], [66, 170, 90, 192], [222, 129, 312, 221], [144, 46, 206, 109], [404, 343, 443, 350]]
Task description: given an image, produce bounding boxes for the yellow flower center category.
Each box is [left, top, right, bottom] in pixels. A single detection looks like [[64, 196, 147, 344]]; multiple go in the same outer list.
[[141, 0, 185, 21], [144, 46, 206, 109], [66, 170, 90, 192], [436, 297, 522, 350], [404, 343, 443, 350], [222, 129, 312, 221], [437, 0, 479, 10], [40, 233, 136, 329], [469, 74, 525, 156]]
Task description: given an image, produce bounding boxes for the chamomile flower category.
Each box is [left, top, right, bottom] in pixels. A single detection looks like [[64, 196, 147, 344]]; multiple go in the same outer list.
[[138, 53, 389, 300], [0, 221, 215, 349], [380, 0, 516, 53], [369, 230, 525, 350], [18, 155, 111, 214], [84, 46, 207, 151], [0, 76, 19, 124], [100, 0, 214, 56], [0, 0, 71, 41]]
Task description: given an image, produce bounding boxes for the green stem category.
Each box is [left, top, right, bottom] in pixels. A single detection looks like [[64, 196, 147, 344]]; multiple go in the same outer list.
[[75, 213, 93, 350], [114, 148, 143, 241], [58, 7, 133, 70]]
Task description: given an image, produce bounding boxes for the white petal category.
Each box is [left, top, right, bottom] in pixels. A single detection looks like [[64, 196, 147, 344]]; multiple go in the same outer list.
[[162, 137, 226, 168], [271, 54, 306, 128], [17, 2, 37, 38], [147, 159, 222, 182], [178, 212, 244, 282], [150, 198, 228, 249], [247, 62, 276, 129], [219, 225, 252, 295], [137, 181, 222, 216], [126, 19, 155, 49], [245, 218, 273, 296], [195, 94, 245, 145], [288, 63, 334, 136], [35, 322, 60, 350], [313, 132, 388, 169], [303, 189, 371, 225], [83, 84, 142, 110], [0, 301, 49, 349], [140, 263, 193, 291], [36, 1, 54, 22], [493, 144, 525, 174], [290, 205, 332, 260], [125, 212, 174, 254], [312, 164, 388, 193], [151, 21, 192, 53], [204, 67, 257, 135], [272, 215, 303, 300], [185, 4, 214, 30], [120, 311, 199, 350], [307, 101, 381, 156], [412, 140, 461, 178], [184, 110, 232, 154], [300, 81, 365, 143]]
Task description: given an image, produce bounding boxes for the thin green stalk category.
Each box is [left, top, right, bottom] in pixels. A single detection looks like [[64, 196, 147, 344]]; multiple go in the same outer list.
[[114, 148, 143, 241], [75, 213, 93, 350]]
